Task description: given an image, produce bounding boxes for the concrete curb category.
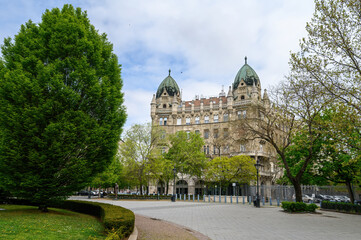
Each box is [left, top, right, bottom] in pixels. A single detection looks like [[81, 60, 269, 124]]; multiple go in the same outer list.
[[128, 226, 138, 240]]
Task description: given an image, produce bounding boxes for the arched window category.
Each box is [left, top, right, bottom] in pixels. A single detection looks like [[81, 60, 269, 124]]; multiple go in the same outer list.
[[177, 118, 182, 125], [204, 115, 209, 123], [186, 117, 191, 125], [163, 104, 167, 108], [195, 116, 200, 124]]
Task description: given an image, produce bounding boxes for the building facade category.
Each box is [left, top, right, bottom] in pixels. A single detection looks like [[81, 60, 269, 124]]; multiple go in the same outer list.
[[150, 58, 281, 195]]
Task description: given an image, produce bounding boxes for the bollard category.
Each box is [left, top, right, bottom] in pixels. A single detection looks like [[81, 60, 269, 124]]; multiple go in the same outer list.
[[262, 197, 265, 206], [277, 198, 280, 206], [270, 197, 272, 206], [214, 194, 216, 202], [197, 194, 199, 202], [176, 194, 178, 201], [209, 195, 210, 202], [180, 194, 182, 200], [231, 196, 233, 204], [243, 196, 245, 204], [219, 195, 221, 203], [249, 196, 252, 205], [225, 195, 227, 203], [193, 194, 195, 202], [203, 194, 205, 202]]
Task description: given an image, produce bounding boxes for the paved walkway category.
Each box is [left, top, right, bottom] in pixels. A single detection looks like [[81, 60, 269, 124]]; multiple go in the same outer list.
[[73, 197, 361, 240]]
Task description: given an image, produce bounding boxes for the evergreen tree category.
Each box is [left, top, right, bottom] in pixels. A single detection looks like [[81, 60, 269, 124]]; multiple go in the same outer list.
[[0, 5, 126, 210]]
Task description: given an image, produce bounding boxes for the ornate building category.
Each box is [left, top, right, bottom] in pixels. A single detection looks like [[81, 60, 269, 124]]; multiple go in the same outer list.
[[150, 58, 280, 195]]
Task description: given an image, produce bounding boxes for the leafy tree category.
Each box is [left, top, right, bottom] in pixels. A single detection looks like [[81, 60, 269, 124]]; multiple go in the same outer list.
[[0, 5, 126, 211], [314, 106, 361, 203], [166, 131, 207, 178], [290, 0, 361, 114], [119, 123, 163, 195], [204, 155, 256, 194], [235, 74, 331, 202], [91, 156, 126, 196]]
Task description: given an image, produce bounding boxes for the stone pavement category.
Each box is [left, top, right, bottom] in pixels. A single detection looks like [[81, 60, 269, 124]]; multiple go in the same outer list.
[[75, 197, 361, 240]]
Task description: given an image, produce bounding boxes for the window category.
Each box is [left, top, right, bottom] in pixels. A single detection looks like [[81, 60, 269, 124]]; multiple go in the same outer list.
[[223, 113, 228, 122], [203, 146, 206, 154], [186, 131, 190, 138], [224, 145, 229, 153], [214, 129, 219, 138], [214, 115, 219, 123], [159, 117, 163, 125], [204, 115, 209, 123], [223, 128, 229, 138], [206, 145, 209, 155], [164, 117, 167, 125], [195, 130, 200, 135], [195, 116, 200, 124], [241, 95, 245, 100], [213, 145, 216, 155], [186, 117, 191, 125], [204, 130, 209, 139], [240, 144, 246, 152], [238, 110, 246, 119], [163, 104, 167, 108], [177, 118, 182, 125], [260, 144, 263, 152]]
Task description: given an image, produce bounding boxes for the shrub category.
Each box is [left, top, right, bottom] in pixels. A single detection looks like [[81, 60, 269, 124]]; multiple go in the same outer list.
[[321, 201, 361, 214], [281, 201, 317, 213]]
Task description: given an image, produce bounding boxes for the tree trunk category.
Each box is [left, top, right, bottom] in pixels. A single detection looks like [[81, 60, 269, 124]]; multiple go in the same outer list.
[[98, 185, 101, 198], [346, 181, 355, 204], [166, 181, 169, 194], [292, 181, 302, 202]]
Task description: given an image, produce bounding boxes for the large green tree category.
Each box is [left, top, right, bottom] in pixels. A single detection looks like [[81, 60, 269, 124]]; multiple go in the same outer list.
[[204, 155, 256, 195], [166, 131, 207, 178], [0, 5, 126, 210]]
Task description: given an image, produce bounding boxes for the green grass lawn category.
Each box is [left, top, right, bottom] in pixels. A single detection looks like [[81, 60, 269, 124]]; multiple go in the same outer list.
[[0, 204, 106, 240]]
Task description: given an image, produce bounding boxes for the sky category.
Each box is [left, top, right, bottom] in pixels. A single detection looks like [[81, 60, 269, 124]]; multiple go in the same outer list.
[[0, 0, 315, 131]]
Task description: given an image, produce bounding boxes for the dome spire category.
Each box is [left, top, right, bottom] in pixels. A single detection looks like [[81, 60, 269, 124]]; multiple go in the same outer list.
[[169, 69, 171, 76], [245, 56, 247, 64]]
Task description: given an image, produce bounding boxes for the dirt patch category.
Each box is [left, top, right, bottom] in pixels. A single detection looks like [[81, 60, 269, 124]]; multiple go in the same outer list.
[[135, 214, 210, 240]]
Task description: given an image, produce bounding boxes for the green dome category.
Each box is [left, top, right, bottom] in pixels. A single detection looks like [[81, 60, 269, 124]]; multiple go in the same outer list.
[[156, 70, 180, 99], [233, 57, 260, 90]]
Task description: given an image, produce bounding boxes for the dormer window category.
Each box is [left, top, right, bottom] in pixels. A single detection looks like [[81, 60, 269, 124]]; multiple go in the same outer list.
[[163, 104, 167, 108], [164, 93, 166, 95], [241, 95, 245, 100]]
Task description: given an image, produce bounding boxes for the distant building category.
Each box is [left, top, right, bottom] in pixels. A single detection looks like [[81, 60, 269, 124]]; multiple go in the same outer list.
[[151, 57, 281, 195]]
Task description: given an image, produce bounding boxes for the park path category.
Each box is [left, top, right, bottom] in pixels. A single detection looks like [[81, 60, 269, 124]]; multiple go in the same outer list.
[[72, 197, 361, 240]]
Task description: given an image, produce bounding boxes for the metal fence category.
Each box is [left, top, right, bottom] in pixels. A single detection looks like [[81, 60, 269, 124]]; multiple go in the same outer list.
[[247, 185, 361, 202]]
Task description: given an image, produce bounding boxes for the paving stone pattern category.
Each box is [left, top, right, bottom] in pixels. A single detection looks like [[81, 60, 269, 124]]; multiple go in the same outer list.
[[80, 198, 361, 240]]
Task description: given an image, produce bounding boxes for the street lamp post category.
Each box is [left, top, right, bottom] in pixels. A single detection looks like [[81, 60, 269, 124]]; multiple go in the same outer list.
[[254, 158, 261, 208], [172, 166, 176, 202]]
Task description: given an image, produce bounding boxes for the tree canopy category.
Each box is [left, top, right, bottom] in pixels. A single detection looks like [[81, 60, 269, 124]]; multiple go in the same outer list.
[[166, 131, 207, 178], [0, 5, 126, 210]]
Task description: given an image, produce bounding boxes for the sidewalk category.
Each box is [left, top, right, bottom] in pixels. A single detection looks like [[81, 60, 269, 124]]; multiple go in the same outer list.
[[77, 197, 361, 240]]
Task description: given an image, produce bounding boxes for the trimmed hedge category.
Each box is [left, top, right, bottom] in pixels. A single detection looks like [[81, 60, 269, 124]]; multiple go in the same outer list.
[[1, 198, 134, 239], [109, 194, 172, 200], [53, 200, 134, 240], [281, 201, 318, 213], [321, 201, 361, 214]]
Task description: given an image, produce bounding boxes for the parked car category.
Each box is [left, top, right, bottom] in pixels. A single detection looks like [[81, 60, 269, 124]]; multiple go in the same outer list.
[[302, 194, 314, 203], [77, 190, 89, 196]]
